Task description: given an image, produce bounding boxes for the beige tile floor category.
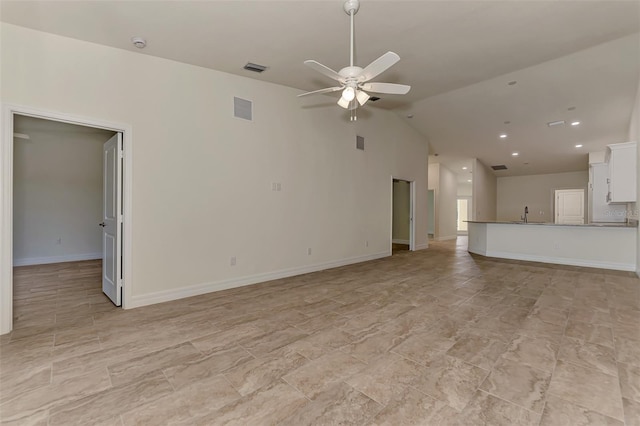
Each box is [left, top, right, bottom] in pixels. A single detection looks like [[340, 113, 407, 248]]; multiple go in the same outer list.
[[1, 238, 639, 425]]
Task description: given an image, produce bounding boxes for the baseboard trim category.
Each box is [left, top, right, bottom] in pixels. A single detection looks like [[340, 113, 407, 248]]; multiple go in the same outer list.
[[392, 239, 410, 245], [13, 253, 102, 267], [435, 235, 457, 241], [129, 251, 390, 309], [482, 250, 635, 272], [415, 243, 429, 250]]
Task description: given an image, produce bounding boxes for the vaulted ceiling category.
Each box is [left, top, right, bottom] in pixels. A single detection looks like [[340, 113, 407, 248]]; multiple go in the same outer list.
[[3, 0, 639, 176]]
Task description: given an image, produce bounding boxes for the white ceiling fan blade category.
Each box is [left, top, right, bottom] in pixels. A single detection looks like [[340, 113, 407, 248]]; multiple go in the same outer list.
[[360, 52, 400, 82], [304, 60, 344, 82], [298, 87, 343, 97], [360, 82, 411, 95]]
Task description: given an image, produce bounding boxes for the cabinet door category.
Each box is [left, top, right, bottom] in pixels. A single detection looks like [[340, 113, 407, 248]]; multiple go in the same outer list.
[[609, 143, 636, 203]]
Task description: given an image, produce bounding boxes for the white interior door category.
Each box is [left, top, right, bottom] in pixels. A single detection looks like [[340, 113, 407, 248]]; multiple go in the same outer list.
[[102, 133, 122, 305], [555, 189, 585, 224]]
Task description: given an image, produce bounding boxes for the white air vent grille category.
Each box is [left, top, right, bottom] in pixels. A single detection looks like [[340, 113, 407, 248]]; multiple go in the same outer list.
[[234, 97, 253, 121], [356, 135, 364, 150]]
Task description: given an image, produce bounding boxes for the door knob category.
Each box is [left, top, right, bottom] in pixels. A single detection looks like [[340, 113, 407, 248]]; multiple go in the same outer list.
[[99, 222, 106, 227]]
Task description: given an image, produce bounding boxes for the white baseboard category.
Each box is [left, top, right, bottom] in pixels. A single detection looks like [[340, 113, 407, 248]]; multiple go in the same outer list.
[[415, 243, 429, 250], [129, 251, 391, 309], [13, 252, 102, 267], [435, 235, 457, 241], [482, 250, 635, 272], [392, 239, 410, 245]]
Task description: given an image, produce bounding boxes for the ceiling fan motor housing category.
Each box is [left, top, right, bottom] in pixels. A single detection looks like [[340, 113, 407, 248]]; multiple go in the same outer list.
[[339, 66, 364, 82]]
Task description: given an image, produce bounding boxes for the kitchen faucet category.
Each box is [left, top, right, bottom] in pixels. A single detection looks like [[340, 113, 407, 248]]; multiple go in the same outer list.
[[521, 206, 529, 223]]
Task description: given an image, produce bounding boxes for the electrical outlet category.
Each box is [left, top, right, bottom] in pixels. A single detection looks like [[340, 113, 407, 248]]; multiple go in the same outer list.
[[277, 183, 282, 191], [230, 256, 236, 266], [307, 248, 312, 255], [553, 242, 560, 250], [539, 211, 544, 215]]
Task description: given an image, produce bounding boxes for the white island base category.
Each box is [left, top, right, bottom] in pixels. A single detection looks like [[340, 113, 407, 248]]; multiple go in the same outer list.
[[467, 221, 637, 272]]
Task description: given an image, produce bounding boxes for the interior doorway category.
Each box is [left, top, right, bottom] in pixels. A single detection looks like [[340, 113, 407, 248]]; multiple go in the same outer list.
[[555, 189, 585, 224], [457, 197, 471, 235], [392, 178, 415, 253], [1, 104, 132, 334], [427, 189, 435, 240]]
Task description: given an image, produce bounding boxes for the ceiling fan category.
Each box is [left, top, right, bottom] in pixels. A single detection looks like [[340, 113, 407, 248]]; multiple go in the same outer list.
[[298, 0, 410, 120]]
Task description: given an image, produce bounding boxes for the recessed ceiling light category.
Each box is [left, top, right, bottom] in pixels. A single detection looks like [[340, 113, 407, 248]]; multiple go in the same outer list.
[[504, 121, 511, 125], [575, 144, 583, 148], [508, 81, 517, 86], [131, 36, 146, 49], [462, 167, 468, 170], [499, 134, 507, 139], [406, 114, 414, 119], [568, 106, 576, 111], [512, 152, 519, 156], [547, 120, 565, 127], [571, 121, 580, 126], [467, 179, 472, 182]]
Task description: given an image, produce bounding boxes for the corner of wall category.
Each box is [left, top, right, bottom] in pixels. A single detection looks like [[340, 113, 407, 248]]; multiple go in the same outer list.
[[630, 70, 640, 276]]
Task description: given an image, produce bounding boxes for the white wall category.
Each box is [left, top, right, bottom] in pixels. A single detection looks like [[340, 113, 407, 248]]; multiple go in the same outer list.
[[1, 24, 428, 305], [392, 180, 410, 242], [497, 171, 588, 223], [13, 120, 114, 265], [457, 182, 472, 197], [427, 189, 435, 235], [428, 163, 457, 240], [472, 159, 497, 221], [630, 71, 640, 275]]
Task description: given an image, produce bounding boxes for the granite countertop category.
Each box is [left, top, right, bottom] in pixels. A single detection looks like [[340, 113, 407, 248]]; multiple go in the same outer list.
[[465, 221, 638, 228]]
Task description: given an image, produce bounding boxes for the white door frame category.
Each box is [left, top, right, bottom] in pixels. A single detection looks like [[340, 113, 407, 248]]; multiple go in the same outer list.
[[1, 103, 133, 334], [391, 176, 416, 251]]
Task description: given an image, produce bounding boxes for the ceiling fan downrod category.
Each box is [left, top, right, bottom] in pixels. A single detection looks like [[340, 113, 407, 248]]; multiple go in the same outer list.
[[344, 0, 359, 68], [345, 0, 359, 121]]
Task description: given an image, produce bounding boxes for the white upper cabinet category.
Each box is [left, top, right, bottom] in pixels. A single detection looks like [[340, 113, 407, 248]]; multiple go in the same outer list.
[[606, 141, 637, 203]]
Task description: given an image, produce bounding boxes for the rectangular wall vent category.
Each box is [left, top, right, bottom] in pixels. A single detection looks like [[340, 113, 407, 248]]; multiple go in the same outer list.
[[356, 135, 364, 150], [233, 97, 253, 121], [243, 62, 267, 73], [491, 165, 508, 170]]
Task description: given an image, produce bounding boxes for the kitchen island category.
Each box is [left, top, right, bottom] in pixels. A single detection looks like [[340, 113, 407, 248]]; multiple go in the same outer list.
[[467, 221, 637, 271]]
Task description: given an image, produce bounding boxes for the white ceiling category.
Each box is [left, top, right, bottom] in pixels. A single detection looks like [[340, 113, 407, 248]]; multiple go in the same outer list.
[[2, 0, 639, 177]]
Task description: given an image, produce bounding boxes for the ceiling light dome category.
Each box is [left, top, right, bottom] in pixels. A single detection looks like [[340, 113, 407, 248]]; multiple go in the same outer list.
[[342, 86, 356, 102]]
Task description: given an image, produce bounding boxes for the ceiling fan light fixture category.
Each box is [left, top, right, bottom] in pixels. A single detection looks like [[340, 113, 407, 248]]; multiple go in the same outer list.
[[356, 90, 370, 106], [337, 97, 350, 109], [341, 86, 356, 102]]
